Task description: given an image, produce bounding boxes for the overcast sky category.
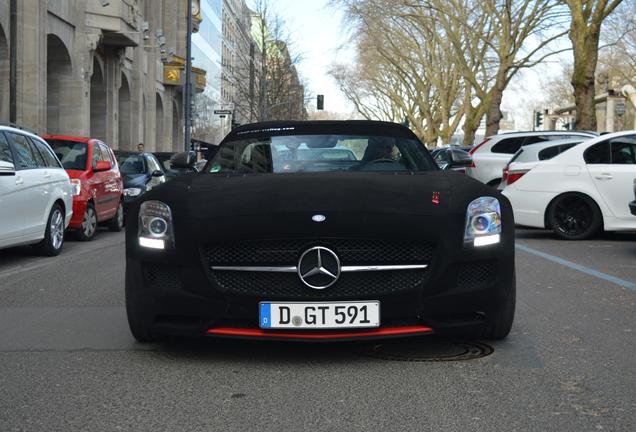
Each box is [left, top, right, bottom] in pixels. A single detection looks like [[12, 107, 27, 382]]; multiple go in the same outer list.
[[256, 0, 356, 114]]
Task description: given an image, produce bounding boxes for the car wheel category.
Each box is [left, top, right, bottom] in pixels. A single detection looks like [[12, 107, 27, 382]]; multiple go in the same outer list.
[[548, 193, 602, 240], [463, 274, 516, 340], [33, 203, 65, 257], [125, 267, 162, 343], [108, 200, 124, 232], [76, 202, 98, 241]]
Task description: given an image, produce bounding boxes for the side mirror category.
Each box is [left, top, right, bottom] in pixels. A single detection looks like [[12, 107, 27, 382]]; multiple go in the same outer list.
[[94, 160, 112, 172], [0, 160, 16, 176], [171, 151, 196, 169], [151, 170, 164, 178], [449, 150, 472, 168]]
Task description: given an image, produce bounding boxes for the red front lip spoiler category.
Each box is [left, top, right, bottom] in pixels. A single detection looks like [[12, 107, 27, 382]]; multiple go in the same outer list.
[[206, 325, 434, 341]]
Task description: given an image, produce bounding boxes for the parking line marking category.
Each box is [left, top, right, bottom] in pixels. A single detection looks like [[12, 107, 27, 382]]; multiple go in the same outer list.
[[516, 243, 636, 292]]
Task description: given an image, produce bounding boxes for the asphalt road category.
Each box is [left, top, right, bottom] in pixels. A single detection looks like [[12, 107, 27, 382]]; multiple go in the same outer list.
[[0, 227, 634, 432]]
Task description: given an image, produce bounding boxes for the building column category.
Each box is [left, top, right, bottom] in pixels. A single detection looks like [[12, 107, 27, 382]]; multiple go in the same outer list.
[[0, 3, 9, 123], [16, 0, 47, 133], [105, 51, 119, 146]]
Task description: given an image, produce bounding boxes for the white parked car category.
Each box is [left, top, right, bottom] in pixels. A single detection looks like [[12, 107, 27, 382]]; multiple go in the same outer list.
[[502, 131, 636, 240], [0, 125, 73, 255], [499, 139, 585, 190], [468, 131, 597, 187]]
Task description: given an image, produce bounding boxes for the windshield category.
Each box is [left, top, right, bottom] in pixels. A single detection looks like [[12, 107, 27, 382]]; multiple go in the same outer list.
[[204, 134, 436, 174], [116, 153, 147, 175], [47, 140, 87, 170]]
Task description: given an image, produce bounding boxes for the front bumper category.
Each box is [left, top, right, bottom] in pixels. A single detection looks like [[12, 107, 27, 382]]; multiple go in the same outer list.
[[68, 198, 88, 229], [125, 242, 514, 341]]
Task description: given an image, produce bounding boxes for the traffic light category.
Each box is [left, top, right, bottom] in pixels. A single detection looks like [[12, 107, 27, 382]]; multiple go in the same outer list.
[[317, 94, 324, 110], [535, 111, 543, 128]]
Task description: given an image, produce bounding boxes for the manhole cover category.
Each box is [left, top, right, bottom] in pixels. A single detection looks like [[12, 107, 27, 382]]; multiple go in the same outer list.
[[357, 339, 494, 362]]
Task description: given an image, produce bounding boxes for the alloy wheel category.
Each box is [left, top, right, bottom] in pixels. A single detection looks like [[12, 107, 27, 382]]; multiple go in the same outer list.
[[554, 197, 593, 238], [82, 207, 97, 238], [50, 209, 64, 250], [116, 203, 124, 228]]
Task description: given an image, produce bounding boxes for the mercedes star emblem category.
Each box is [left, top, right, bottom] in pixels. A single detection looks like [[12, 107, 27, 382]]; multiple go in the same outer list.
[[297, 246, 341, 289]]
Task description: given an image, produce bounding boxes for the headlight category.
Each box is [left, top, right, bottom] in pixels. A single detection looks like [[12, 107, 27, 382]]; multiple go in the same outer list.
[[138, 200, 174, 249], [124, 187, 143, 197], [70, 179, 81, 196], [464, 196, 501, 247]]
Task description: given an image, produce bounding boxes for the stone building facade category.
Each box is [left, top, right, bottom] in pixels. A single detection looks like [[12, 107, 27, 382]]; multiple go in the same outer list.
[[221, 0, 253, 127], [0, 0, 211, 152]]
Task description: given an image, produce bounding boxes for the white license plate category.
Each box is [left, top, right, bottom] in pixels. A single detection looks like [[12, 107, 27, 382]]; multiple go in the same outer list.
[[259, 301, 380, 329]]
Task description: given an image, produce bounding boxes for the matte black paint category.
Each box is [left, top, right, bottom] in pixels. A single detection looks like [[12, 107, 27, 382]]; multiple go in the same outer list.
[[125, 121, 515, 339]]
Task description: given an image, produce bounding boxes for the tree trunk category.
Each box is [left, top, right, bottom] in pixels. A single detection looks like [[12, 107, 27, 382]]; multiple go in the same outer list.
[[567, 2, 603, 132], [572, 72, 597, 130], [570, 35, 600, 130], [485, 72, 507, 136], [462, 109, 482, 145]]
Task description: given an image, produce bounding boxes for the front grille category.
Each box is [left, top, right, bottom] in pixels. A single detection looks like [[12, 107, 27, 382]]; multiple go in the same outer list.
[[204, 238, 433, 298], [206, 238, 432, 266], [213, 270, 428, 299], [456, 260, 497, 287]]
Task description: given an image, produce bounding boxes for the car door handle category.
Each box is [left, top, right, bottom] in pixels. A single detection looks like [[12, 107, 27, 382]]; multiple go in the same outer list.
[[594, 173, 613, 180], [15, 177, 24, 185], [43, 171, 51, 179]]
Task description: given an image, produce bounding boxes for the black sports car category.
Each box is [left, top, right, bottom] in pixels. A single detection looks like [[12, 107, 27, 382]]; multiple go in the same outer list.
[[125, 121, 515, 342]]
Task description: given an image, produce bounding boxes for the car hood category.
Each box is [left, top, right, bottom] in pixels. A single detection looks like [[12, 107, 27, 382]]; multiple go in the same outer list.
[[127, 170, 510, 255], [185, 171, 452, 215], [123, 174, 149, 188]]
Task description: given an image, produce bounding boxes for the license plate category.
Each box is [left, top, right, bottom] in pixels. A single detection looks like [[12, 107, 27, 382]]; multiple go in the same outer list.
[[259, 301, 380, 329]]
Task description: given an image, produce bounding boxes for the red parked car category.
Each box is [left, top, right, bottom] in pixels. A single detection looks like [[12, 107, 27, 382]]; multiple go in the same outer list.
[[44, 135, 124, 240]]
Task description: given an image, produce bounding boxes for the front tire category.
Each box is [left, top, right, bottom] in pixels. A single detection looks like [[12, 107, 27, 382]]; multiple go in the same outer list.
[[463, 274, 516, 340], [75, 202, 98, 241], [125, 265, 162, 343], [33, 203, 65, 257], [548, 193, 602, 240], [108, 200, 124, 232]]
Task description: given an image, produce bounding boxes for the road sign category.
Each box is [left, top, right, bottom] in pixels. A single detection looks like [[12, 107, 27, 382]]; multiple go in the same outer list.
[[214, 109, 232, 115]]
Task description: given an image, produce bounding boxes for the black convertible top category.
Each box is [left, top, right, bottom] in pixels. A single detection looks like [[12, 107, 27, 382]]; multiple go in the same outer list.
[[226, 120, 419, 141]]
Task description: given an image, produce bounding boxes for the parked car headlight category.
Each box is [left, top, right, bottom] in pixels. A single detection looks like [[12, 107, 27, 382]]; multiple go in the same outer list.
[[124, 187, 143, 197], [464, 196, 501, 247], [70, 179, 81, 196], [138, 200, 174, 250]]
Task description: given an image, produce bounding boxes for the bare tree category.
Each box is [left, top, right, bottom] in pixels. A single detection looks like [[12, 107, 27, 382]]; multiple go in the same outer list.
[[425, 0, 571, 138], [330, 0, 465, 145], [332, 0, 571, 145], [564, 0, 624, 130], [598, 0, 636, 85]]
